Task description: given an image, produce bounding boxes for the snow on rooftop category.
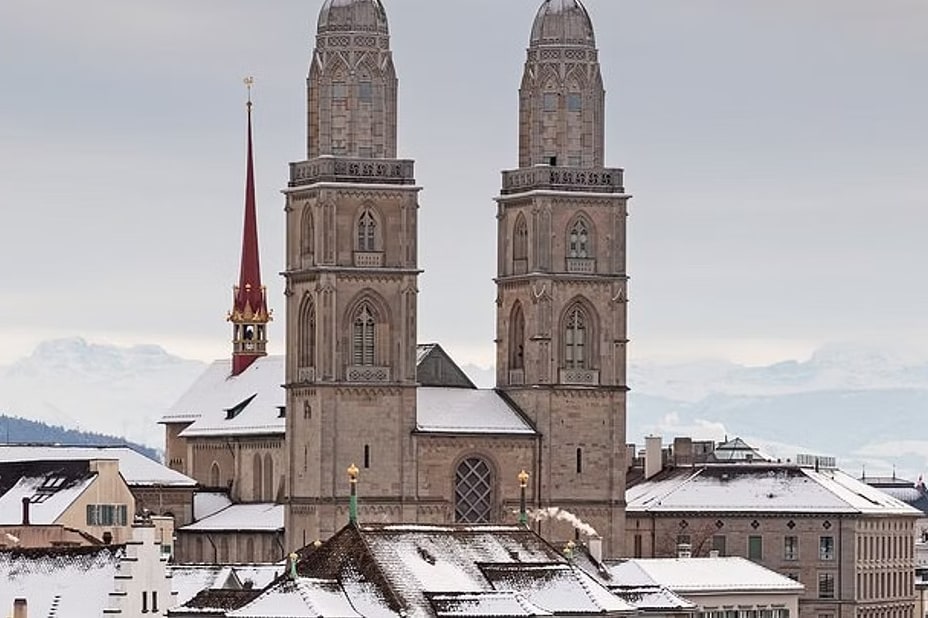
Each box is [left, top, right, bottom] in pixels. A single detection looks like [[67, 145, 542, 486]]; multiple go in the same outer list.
[[613, 586, 696, 611], [627, 465, 922, 515], [194, 491, 234, 520], [0, 444, 196, 487], [416, 387, 535, 435], [608, 557, 805, 593], [0, 474, 95, 525], [228, 578, 365, 618], [428, 591, 553, 616], [181, 503, 284, 532], [0, 546, 122, 617], [482, 564, 635, 614], [168, 356, 285, 438]]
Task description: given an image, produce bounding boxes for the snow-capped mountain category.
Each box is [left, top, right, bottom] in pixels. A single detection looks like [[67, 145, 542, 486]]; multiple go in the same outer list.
[[0, 338, 205, 449]]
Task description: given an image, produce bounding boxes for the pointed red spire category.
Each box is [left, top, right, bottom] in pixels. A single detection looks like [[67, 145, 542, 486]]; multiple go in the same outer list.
[[229, 78, 271, 376]]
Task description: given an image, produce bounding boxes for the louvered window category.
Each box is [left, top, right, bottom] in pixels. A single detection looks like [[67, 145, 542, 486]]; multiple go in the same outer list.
[[564, 307, 587, 369], [353, 305, 376, 366], [358, 210, 377, 252], [455, 458, 493, 523], [568, 219, 590, 258]]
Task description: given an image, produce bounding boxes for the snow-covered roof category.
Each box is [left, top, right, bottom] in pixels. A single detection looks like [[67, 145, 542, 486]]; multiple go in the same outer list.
[[0, 546, 123, 617], [416, 388, 536, 435], [194, 491, 234, 520], [229, 578, 365, 618], [0, 474, 95, 525], [180, 503, 284, 532], [167, 356, 286, 437], [627, 464, 923, 515], [0, 444, 196, 487], [608, 557, 805, 594], [612, 586, 696, 611], [427, 591, 553, 616]]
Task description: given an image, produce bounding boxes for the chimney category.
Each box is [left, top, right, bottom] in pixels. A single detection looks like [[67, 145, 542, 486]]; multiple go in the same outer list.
[[645, 436, 662, 479], [14, 598, 27, 618], [588, 535, 603, 564], [677, 543, 692, 559], [625, 444, 636, 470], [21, 497, 30, 526], [709, 550, 720, 558]]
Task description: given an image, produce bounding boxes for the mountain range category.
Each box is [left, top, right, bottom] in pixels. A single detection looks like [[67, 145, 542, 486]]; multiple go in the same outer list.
[[2, 338, 925, 481]]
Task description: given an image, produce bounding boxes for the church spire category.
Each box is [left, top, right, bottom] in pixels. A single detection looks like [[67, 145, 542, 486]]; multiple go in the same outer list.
[[229, 77, 271, 376]]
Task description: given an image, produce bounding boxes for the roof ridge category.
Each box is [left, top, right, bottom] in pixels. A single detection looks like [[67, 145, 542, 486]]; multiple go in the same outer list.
[[648, 467, 706, 508], [350, 523, 408, 614]]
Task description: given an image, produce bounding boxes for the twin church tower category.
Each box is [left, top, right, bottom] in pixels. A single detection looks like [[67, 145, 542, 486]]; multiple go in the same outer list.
[[246, 0, 629, 558]]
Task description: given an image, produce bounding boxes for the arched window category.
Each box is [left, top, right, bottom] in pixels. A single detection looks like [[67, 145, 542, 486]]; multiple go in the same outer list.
[[352, 303, 376, 366], [209, 462, 221, 488], [252, 453, 263, 501], [568, 218, 591, 259], [564, 305, 589, 369], [513, 214, 528, 271], [264, 453, 274, 502], [298, 295, 315, 370], [455, 457, 493, 523], [357, 209, 377, 252], [509, 303, 525, 371], [301, 207, 314, 259]]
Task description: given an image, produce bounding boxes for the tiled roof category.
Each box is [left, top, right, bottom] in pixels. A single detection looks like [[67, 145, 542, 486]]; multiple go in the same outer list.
[[179, 587, 263, 612], [607, 557, 805, 594]]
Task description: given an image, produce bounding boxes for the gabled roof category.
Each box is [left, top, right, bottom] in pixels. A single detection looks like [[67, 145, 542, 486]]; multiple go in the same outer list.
[[627, 464, 922, 515], [228, 578, 365, 618], [416, 344, 477, 389], [0, 444, 196, 487], [607, 557, 805, 594], [0, 473, 96, 525], [180, 503, 284, 533], [173, 588, 263, 616], [416, 388, 536, 436], [166, 356, 285, 438], [427, 591, 553, 616]]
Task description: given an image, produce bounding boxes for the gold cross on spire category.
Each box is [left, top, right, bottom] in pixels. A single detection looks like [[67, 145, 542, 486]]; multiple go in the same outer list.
[[244, 76, 254, 108]]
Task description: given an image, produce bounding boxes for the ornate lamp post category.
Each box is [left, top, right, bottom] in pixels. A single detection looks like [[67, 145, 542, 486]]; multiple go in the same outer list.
[[518, 469, 530, 526], [348, 463, 360, 525]]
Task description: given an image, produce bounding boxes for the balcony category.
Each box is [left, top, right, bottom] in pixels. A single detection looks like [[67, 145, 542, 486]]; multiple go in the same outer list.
[[297, 366, 315, 383], [354, 251, 384, 268], [501, 166, 624, 196], [566, 258, 595, 274], [346, 366, 391, 383], [509, 369, 525, 385], [559, 368, 600, 386], [289, 157, 415, 188]]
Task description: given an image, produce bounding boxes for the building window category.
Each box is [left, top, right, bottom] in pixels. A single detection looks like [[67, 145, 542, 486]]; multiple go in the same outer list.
[[301, 208, 313, 259], [357, 209, 377, 252], [352, 304, 376, 366], [567, 92, 582, 112], [820, 536, 835, 560], [142, 591, 148, 613], [86, 504, 128, 526], [332, 82, 347, 101], [509, 303, 525, 371], [784, 535, 799, 561], [576, 448, 583, 474], [152, 591, 158, 613], [564, 306, 588, 369], [359, 81, 373, 103], [298, 295, 316, 370], [748, 535, 763, 560], [818, 572, 835, 598], [364, 444, 371, 469], [455, 457, 493, 523], [543, 92, 558, 112], [711, 534, 726, 556], [264, 453, 274, 502], [513, 214, 528, 268], [568, 218, 590, 258]]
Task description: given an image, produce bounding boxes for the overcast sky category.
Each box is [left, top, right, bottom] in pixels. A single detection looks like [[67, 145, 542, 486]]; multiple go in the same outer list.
[[0, 0, 926, 368]]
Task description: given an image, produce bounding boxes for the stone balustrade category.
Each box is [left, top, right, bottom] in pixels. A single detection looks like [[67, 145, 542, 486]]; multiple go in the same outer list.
[[289, 157, 415, 187], [501, 166, 624, 195]]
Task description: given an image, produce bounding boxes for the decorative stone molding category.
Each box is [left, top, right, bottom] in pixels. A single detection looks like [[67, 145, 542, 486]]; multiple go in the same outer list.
[[566, 258, 596, 274], [353, 251, 384, 268], [297, 366, 316, 383], [501, 166, 624, 195], [346, 366, 391, 383], [559, 368, 600, 385], [290, 157, 415, 187]]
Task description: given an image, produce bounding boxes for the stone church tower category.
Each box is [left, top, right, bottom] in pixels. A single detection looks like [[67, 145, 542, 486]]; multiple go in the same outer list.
[[495, 0, 630, 557], [283, 0, 420, 549]]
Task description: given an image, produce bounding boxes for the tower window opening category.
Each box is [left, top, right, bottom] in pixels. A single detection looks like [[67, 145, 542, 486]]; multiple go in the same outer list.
[[352, 304, 376, 366], [543, 92, 558, 112], [565, 307, 587, 369], [576, 448, 583, 474], [568, 219, 590, 259], [358, 210, 377, 252], [359, 81, 373, 103], [364, 444, 371, 469], [568, 93, 582, 112]]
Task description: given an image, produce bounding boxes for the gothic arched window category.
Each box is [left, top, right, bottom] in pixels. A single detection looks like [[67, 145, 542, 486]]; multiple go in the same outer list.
[[252, 453, 263, 501], [264, 453, 274, 502], [357, 209, 377, 252], [352, 303, 376, 366], [455, 457, 493, 523], [513, 214, 528, 271], [298, 295, 315, 370], [568, 218, 591, 259], [301, 207, 314, 259], [564, 305, 589, 369], [209, 462, 221, 488], [510, 303, 525, 371]]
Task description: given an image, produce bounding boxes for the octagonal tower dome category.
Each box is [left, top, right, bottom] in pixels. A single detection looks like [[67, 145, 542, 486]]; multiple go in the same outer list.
[[317, 0, 389, 35], [530, 0, 595, 47]]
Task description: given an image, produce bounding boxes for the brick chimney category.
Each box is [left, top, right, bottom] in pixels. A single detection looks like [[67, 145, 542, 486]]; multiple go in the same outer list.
[[645, 436, 663, 479], [21, 497, 30, 526], [14, 598, 27, 618]]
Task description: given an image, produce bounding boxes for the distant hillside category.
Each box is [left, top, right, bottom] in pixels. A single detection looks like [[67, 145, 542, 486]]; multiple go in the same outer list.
[[0, 413, 160, 461]]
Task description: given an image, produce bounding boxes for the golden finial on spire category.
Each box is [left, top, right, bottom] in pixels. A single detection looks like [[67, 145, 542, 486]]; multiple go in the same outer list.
[[244, 75, 255, 108]]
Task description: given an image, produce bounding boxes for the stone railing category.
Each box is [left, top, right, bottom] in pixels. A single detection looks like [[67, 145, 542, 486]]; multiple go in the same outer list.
[[509, 369, 525, 386], [353, 251, 384, 268], [501, 166, 624, 196], [566, 258, 596, 274], [346, 365, 391, 383], [297, 366, 315, 383], [559, 368, 600, 386], [289, 157, 415, 187]]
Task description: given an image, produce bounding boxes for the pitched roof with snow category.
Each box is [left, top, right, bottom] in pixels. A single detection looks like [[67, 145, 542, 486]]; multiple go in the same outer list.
[[180, 503, 284, 533], [416, 388, 536, 435], [0, 444, 196, 487], [236, 523, 635, 618], [0, 545, 124, 617], [607, 557, 805, 594], [229, 578, 366, 618], [0, 472, 96, 525], [627, 464, 923, 516], [166, 356, 286, 437]]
